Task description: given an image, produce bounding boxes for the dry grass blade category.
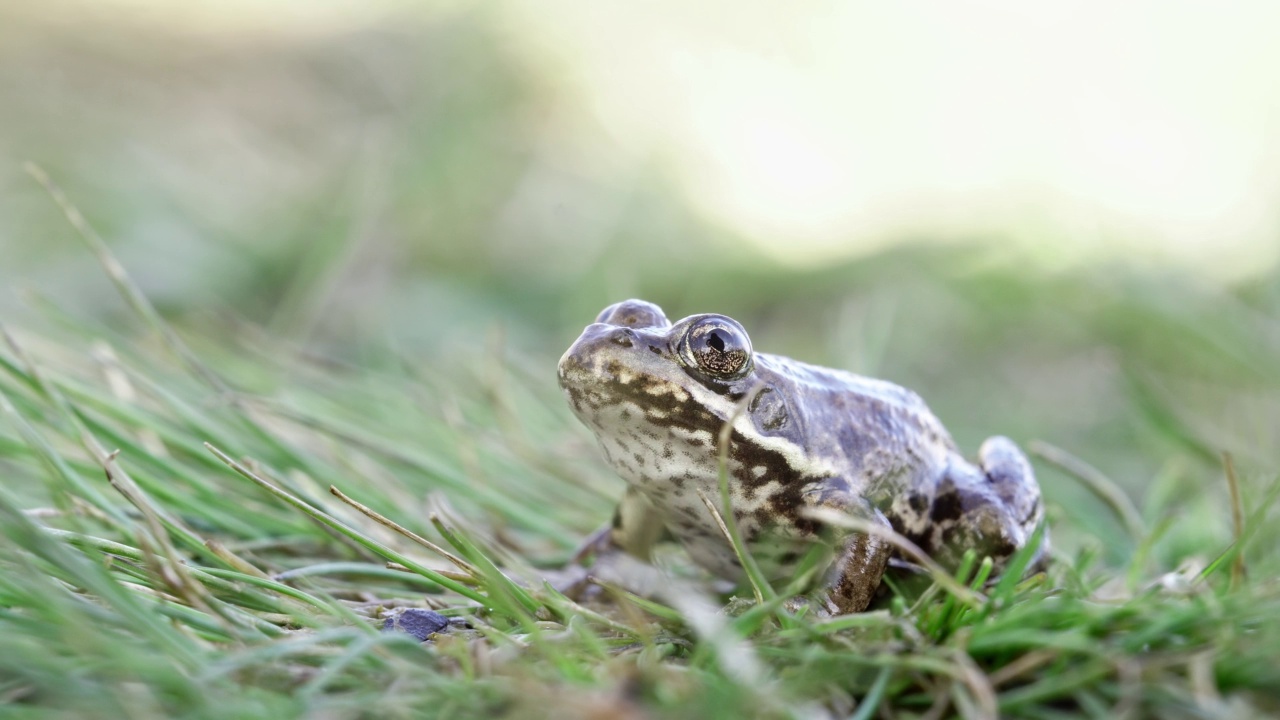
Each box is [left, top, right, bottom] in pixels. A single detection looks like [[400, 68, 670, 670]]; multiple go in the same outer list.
[[695, 488, 765, 605], [711, 384, 776, 607], [1029, 441, 1146, 542], [204, 540, 272, 581], [204, 442, 490, 606], [2, 324, 248, 564], [949, 648, 998, 720], [329, 484, 479, 578], [24, 162, 232, 397], [385, 562, 477, 585], [988, 649, 1059, 687], [2, 326, 259, 635], [1222, 452, 1246, 588]]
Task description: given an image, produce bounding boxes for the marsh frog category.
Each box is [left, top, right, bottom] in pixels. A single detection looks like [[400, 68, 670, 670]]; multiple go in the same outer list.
[[558, 299, 1046, 614]]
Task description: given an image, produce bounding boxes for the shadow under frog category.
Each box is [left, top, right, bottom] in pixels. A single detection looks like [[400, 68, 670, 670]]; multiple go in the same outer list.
[[558, 299, 1047, 614]]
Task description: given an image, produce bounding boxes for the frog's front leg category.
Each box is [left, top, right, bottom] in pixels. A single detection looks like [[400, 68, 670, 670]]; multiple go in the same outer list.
[[820, 513, 893, 614], [557, 487, 668, 598], [800, 487, 893, 614]]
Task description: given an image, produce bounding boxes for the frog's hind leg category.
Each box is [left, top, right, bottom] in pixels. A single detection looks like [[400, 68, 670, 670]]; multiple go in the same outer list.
[[921, 439, 1047, 573], [962, 435, 1048, 571], [978, 436, 1044, 540]]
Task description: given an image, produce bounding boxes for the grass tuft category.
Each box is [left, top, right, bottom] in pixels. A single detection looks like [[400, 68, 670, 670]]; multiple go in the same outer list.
[[0, 178, 1277, 718]]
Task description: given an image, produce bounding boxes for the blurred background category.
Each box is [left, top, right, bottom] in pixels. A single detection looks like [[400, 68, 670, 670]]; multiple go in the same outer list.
[[3, 0, 1279, 563]]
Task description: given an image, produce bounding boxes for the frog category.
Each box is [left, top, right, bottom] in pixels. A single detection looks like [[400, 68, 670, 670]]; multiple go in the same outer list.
[[557, 299, 1047, 615]]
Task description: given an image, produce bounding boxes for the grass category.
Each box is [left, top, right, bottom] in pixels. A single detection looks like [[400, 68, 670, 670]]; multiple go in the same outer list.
[[1, 186, 1279, 719]]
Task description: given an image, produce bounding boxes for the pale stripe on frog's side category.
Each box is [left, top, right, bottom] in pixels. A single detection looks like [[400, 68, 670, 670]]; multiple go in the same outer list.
[[558, 299, 1046, 614]]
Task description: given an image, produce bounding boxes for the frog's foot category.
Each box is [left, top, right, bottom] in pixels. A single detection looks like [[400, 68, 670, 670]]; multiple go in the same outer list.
[[546, 545, 669, 603], [780, 594, 833, 617], [721, 592, 833, 618], [978, 436, 1043, 536], [543, 563, 596, 599], [542, 524, 617, 600], [569, 523, 616, 564], [794, 493, 895, 615]]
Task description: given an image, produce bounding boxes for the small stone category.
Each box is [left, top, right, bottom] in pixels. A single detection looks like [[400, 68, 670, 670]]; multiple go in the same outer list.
[[382, 609, 450, 641]]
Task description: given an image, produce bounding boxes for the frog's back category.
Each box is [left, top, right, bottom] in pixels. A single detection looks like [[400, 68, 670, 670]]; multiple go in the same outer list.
[[753, 353, 957, 503], [756, 353, 935, 414]]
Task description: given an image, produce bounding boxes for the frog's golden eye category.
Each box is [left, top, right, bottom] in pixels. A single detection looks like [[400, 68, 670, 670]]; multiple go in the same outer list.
[[680, 317, 753, 379]]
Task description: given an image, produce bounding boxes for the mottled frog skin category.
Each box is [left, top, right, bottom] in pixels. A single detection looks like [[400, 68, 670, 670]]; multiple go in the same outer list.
[[558, 299, 1046, 614]]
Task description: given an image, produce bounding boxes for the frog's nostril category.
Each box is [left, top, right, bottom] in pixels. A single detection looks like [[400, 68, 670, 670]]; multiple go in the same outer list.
[[610, 328, 636, 348]]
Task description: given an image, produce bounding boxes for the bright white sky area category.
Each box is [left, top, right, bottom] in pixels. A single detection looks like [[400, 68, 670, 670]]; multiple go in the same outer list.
[[503, 1, 1280, 279], [29, 0, 1280, 280]]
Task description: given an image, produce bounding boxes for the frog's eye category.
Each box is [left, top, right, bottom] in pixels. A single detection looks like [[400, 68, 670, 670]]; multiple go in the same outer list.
[[680, 317, 753, 379]]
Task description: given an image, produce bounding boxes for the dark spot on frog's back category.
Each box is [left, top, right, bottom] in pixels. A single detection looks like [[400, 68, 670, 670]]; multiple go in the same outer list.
[[908, 493, 929, 515], [727, 426, 799, 490], [758, 482, 815, 533], [930, 491, 962, 523]]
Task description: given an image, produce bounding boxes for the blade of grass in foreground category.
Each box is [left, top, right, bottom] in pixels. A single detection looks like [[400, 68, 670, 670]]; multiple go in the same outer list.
[[1201, 472, 1280, 583], [0, 352, 128, 523], [0, 487, 206, 667], [25, 163, 231, 396], [205, 442, 491, 607]]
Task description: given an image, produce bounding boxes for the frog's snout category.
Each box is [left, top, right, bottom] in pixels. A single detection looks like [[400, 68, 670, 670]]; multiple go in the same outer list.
[[572, 322, 631, 349], [560, 324, 635, 374], [558, 323, 612, 384]]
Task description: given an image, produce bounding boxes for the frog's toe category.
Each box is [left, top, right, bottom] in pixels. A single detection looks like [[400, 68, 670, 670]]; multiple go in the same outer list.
[[978, 436, 1032, 484], [963, 504, 1024, 558], [570, 524, 617, 564], [782, 594, 838, 618], [543, 564, 596, 599]]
